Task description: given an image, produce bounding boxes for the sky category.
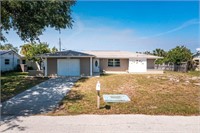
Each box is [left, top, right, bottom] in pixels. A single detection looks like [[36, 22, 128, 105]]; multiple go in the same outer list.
[[2, 1, 200, 53]]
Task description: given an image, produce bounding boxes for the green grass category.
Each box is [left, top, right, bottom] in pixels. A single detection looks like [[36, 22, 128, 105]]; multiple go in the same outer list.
[[51, 71, 200, 116], [187, 71, 200, 76], [1, 72, 49, 102]]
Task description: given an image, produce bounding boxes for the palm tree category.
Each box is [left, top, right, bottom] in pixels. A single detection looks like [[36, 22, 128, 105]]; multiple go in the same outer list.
[[153, 48, 167, 57]]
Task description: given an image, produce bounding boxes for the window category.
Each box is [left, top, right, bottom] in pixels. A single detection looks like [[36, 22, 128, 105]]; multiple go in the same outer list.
[[108, 59, 120, 67], [95, 60, 98, 67], [5, 59, 10, 65], [22, 60, 26, 64]]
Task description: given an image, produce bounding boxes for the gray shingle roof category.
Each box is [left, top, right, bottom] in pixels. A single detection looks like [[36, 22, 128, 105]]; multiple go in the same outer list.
[[0, 50, 21, 57], [0, 50, 11, 55], [39, 50, 95, 57]]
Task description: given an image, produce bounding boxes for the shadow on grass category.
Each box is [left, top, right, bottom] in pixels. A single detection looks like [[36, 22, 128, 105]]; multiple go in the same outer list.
[[100, 105, 111, 110], [60, 90, 84, 104], [1, 77, 49, 102], [100, 74, 113, 77], [73, 77, 89, 88], [1, 72, 28, 77], [77, 77, 89, 82]]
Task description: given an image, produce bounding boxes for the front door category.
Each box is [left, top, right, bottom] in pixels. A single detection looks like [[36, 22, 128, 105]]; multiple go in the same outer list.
[[93, 59, 100, 72]]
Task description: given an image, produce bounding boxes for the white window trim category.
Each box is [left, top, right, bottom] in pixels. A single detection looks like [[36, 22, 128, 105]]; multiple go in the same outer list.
[[108, 59, 120, 67]]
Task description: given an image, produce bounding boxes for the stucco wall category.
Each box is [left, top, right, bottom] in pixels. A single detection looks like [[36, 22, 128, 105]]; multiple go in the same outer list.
[[80, 58, 90, 76], [99, 59, 128, 72], [47, 58, 57, 76], [0, 52, 20, 72], [147, 59, 155, 69]]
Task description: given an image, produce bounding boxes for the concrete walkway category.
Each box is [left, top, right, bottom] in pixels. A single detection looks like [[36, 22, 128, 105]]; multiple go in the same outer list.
[[1, 77, 79, 116], [0, 115, 199, 133]]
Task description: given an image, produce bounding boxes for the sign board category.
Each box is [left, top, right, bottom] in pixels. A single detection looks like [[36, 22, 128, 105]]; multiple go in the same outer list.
[[96, 81, 100, 91], [103, 94, 131, 103]]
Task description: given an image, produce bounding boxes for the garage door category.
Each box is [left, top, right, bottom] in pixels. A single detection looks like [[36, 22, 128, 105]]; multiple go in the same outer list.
[[57, 59, 80, 76]]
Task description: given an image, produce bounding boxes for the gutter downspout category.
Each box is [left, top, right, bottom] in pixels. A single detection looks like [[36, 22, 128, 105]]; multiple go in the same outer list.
[[44, 57, 47, 77], [90, 57, 93, 76]]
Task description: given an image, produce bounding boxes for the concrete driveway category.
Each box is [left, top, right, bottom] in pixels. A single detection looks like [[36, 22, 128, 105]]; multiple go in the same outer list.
[[1, 77, 79, 116]]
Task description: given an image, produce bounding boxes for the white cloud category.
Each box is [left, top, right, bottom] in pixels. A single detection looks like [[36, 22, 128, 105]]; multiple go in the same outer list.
[[37, 17, 200, 52], [140, 19, 200, 39]]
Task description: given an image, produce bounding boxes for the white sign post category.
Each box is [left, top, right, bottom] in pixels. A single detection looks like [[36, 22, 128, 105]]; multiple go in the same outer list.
[[96, 81, 101, 109]]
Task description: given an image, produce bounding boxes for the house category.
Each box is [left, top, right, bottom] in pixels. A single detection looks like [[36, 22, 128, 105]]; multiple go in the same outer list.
[[193, 50, 200, 71], [20, 55, 41, 71], [0, 50, 21, 72], [38, 50, 163, 77]]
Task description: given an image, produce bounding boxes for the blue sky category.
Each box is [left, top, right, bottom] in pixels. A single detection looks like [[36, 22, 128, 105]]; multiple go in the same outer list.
[[2, 1, 200, 53]]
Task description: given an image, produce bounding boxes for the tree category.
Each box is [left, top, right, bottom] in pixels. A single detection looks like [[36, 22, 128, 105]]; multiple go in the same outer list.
[[0, 43, 19, 52], [153, 48, 167, 57], [1, 1, 75, 42], [152, 48, 167, 64], [165, 46, 192, 65], [20, 42, 51, 61], [143, 51, 152, 55], [52, 46, 58, 53]]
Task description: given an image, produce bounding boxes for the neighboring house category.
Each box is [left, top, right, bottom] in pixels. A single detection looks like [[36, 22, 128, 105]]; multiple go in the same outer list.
[[193, 51, 200, 71], [20, 55, 41, 70], [0, 50, 21, 72], [39, 50, 162, 77]]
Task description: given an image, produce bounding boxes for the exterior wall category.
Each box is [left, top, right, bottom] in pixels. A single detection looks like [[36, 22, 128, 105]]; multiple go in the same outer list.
[[80, 58, 90, 76], [47, 58, 57, 76], [99, 59, 128, 72], [147, 59, 155, 69], [0, 52, 20, 72], [26, 61, 40, 70]]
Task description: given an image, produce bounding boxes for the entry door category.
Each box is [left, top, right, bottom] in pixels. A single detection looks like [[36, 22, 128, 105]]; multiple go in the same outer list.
[[57, 59, 80, 76], [93, 59, 100, 72]]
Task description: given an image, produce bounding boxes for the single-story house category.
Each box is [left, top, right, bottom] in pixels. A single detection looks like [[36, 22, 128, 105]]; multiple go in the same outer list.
[[20, 55, 41, 71], [0, 50, 21, 72], [38, 50, 163, 77]]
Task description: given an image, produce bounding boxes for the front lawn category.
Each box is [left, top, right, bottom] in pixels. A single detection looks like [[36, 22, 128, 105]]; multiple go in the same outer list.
[[51, 71, 200, 115], [1, 72, 49, 102]]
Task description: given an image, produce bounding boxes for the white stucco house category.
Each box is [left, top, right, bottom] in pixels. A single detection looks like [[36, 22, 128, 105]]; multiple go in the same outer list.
[[0, 50, 21, 72]]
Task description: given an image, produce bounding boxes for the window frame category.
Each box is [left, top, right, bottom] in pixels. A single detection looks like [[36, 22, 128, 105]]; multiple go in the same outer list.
[[108, 59, 120, 67], [5, 59, 10, 65]]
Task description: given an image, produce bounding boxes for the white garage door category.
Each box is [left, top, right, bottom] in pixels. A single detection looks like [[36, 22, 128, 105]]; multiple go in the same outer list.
[[129, 58, 147, 72], [57, 59, 80, 76]]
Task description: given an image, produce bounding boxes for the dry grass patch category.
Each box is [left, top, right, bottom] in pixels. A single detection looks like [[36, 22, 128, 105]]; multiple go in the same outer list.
[[51, 71, 200, 115]]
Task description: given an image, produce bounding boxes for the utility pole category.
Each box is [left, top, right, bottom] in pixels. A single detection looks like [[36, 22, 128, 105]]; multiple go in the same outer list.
[[59, 30, 61, 51]]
